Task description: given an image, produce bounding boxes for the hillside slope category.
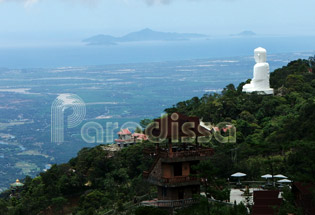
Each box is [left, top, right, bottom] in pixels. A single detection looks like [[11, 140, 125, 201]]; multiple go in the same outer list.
[[1, 57, 315, 215]]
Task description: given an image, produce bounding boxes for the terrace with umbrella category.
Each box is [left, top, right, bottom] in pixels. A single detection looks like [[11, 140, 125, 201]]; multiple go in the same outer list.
[[231, 172, 246, 186]]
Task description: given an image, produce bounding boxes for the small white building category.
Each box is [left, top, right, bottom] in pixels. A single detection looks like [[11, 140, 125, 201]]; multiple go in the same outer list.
[[115, 129, 147, 148]]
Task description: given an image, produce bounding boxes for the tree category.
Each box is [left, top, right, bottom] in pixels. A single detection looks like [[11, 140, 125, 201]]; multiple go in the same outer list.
[[285, 74, 304, 92], [135, 206, 169, 215], [193, 159, 230, 201], [79, 190, 107, 211], [309, 55, 315, 70], [52, 197, 67, 215], [0, 199, 8, 215], [140, 119, 153, 129]]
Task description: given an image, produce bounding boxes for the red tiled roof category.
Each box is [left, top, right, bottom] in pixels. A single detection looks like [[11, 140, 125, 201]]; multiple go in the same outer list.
[[115, 139, 130, 142], [132, 133, 148, 140], [254, 199, 282, 206], [253, 190, 280, 201], [252, 191, 282, 215], [118, 129, 131, 135]]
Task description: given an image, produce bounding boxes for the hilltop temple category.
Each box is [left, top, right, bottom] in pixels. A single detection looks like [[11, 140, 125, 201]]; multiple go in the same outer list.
[[242, 47, 274, 94]]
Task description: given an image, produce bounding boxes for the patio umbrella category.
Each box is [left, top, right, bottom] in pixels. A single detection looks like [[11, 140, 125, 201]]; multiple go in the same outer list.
[[261, 174, 273, 185], [261, 174, 272, 179], [231, 172, 246, 184], [231, 172, 246, 177], [278, 179, 292, 183], [273, 174, 288, 179]]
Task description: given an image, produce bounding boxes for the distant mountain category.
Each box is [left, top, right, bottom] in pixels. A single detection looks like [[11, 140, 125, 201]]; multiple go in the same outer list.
[[230, 30, 256, 37], [83, 28, 208, 45], [82, 35, 117, 46]]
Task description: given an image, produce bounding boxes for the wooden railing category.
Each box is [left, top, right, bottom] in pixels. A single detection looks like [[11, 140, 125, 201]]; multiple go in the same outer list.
[[159, 148, 214, 158], [100, 193, 158, 215], [145, 175, 199, 185], [161, 176, 198, 184], [141, 198, 198, 208], [143, 147, 214, 157]]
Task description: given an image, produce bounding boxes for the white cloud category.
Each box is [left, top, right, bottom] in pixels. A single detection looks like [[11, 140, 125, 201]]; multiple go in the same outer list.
[[0, 0, 202, 7], [25, 0, 39, 7], [0, 0, 39, 7], [0, 0, 98, 6]]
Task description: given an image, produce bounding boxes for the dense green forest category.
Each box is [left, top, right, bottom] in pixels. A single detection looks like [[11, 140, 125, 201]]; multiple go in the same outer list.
[[0, 57, 315, 215]]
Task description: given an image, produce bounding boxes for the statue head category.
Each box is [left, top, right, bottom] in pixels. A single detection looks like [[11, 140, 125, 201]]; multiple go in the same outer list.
[[254, 47, 267, 63]]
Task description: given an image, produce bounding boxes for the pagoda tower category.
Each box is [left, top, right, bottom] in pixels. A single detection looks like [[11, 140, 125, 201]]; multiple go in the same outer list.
[[142, 113, 214, 208], [10, 179, 24, 198]]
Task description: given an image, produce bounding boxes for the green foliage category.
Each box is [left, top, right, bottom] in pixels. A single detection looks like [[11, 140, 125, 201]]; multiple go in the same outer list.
[[277, 187, 303, 215], [164, 57, 315, 183], [0, 199, 8, 215], [51, 196, 67, 215], [79, 190, 107, 211], [1, 143, 154, 215], [139, 119, 154, 129], [176, 197, 247, 215], [135, 206, 169, 215], [193, 159, 231, 201], [309, 55, 315, 70], [286, 142, 315, 182]]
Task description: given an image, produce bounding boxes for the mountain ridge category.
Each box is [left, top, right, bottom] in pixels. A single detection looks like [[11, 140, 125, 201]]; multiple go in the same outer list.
[[82, 28, 208, 45]]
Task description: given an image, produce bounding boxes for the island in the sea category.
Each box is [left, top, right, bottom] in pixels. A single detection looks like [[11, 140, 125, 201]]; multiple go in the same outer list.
[[82, 28, 208, 45], [230, 30, 257, 37]]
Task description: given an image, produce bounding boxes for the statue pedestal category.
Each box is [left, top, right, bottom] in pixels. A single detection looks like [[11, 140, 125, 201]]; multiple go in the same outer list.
[[242, 85, 274, 95]]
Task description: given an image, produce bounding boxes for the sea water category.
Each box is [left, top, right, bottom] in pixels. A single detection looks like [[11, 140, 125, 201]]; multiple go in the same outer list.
[[1, 36, 315, 69]]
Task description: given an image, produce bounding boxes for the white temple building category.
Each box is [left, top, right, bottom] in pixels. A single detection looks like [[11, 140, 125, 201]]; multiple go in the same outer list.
[[242, 47, 274, 95], [115, 128, 148, 148]]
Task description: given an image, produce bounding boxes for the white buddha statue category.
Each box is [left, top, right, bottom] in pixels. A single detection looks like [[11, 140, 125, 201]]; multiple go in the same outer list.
[[242, 47, 274, 95]]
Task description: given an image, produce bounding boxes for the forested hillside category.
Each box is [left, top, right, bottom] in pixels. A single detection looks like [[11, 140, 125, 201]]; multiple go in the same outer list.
[[164, 58, 315, 183], [0, 57, 314, 215]]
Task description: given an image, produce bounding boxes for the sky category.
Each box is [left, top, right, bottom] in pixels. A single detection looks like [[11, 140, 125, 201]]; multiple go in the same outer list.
[[0, 0, 315, 42]]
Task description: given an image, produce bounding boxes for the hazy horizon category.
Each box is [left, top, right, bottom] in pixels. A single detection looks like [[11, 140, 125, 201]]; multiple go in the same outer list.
[[1, 0, 315, 45]]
